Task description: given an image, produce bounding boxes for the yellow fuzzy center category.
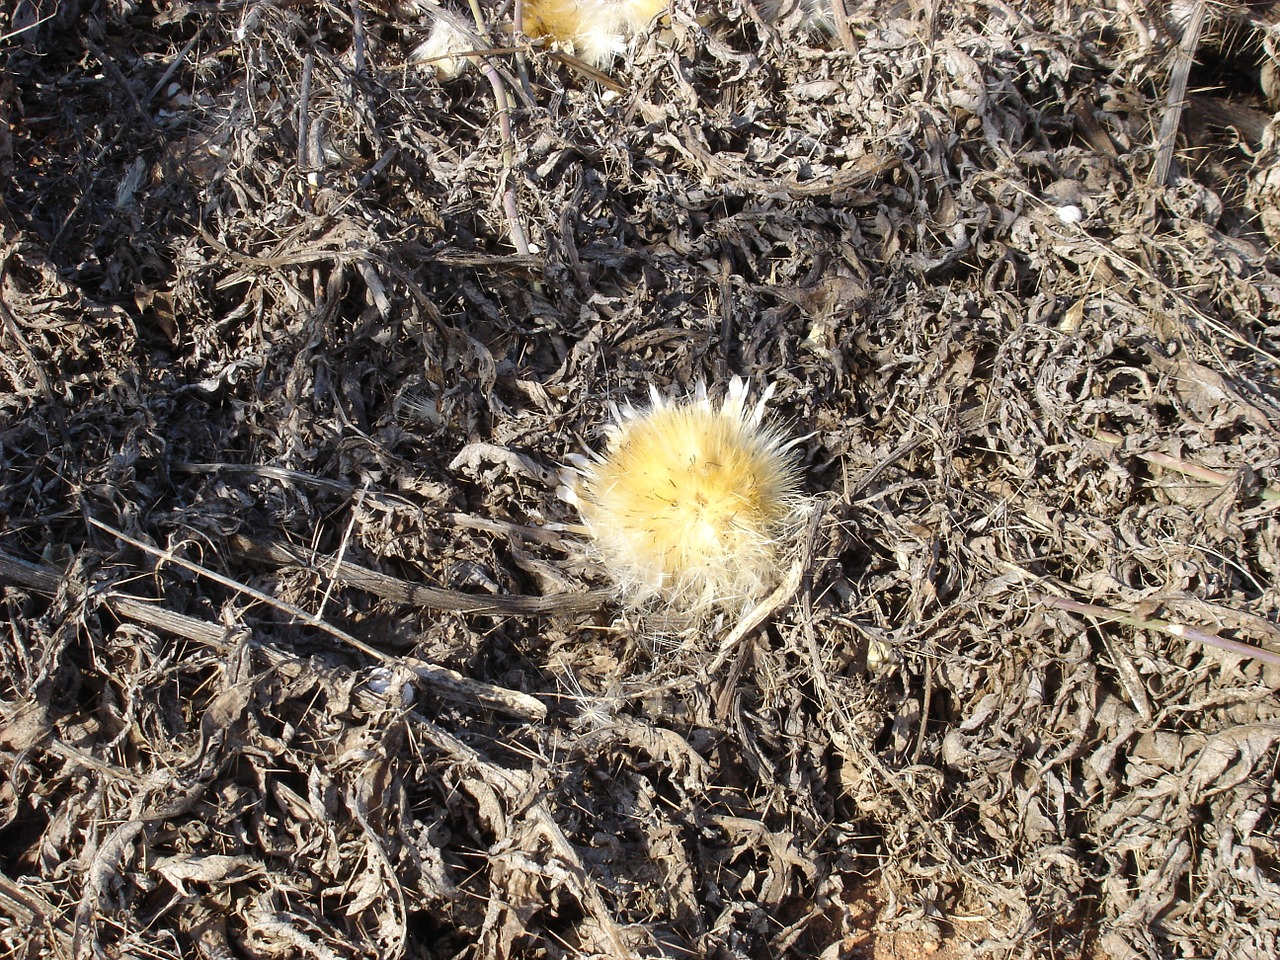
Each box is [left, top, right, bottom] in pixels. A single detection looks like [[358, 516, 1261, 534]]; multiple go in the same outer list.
[[578, 401, 797, 610]]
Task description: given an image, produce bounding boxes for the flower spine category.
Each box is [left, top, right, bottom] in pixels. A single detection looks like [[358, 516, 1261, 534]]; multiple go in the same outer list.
[[566, 378, 805, 619]]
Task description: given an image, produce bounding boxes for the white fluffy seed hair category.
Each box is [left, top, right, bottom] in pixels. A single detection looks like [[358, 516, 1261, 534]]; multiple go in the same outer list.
[[563, 377, 808, 619], [410, 7, 484, 81]]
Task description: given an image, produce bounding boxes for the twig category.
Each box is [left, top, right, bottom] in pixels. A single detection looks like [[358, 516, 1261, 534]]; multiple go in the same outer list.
[[82, 520, 552, 718], [1095, 428, 1280, 501], [481, 62, 533, 258], [511, 0, 536, 99], [705, 499, 826, 681], [231, 533, 610, 616], [318, 481, 366, 622], [298, 52, 321, 200], [0, 546, 229, 647], [828, 0, 857, 55], [1152, 1, 1206, 190], [996, 559, 1157, 719], [83, 35, 158, 133], [0, 543, 530, 727], [351, 1, 365, 77], [1037, 594, 1280, 666], [845, 433, 927, 504], [1010, 178, 1280, 375], [0, 7, 55, 44], [436, 0, 534, 258], [143, 27, 211, 107], [172, 461, 576, 544]]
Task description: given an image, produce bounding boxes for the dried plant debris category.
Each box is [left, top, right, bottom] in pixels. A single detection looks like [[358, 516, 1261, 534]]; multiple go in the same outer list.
[[2, 1, 1280, 958]]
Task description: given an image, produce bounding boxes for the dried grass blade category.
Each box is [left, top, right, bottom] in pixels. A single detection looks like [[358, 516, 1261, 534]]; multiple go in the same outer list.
[[1095, 428, 1280, 501], [83, 520, 550, 719], [1037, 594, 1280, 665]]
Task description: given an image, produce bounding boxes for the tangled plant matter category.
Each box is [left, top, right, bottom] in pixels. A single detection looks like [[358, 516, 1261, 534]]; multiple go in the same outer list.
[[565, 378, 809, 620]]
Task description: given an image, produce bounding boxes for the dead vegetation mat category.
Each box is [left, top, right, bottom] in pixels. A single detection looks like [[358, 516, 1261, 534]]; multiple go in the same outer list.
[[2, 1, 1280, 958]]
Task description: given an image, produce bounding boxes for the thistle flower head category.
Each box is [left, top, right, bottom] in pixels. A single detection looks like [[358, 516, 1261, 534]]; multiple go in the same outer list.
[[565, 378, 806, 620], [523, 0, 668, 65], [415, 0, 668, 76]]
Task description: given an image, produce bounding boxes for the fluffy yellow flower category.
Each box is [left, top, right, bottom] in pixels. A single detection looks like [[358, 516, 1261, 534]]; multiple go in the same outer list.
[[413, 0, 667, 79], [522, 0, 669, 65], [413, 0, 831, 79], [565, 378, 806, 619]]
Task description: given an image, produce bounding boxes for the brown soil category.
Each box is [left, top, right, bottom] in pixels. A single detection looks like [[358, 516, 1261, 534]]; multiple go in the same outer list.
[[1, 2, 1278, 959]]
